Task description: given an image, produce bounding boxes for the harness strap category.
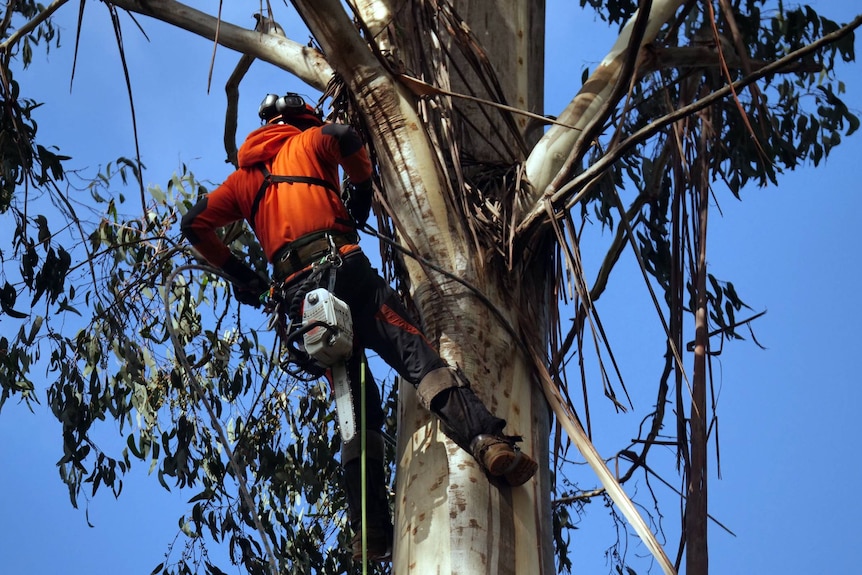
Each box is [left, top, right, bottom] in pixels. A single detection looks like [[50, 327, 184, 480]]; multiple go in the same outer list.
[[272, 230, 358, 281], [249, 164, 342, 230]]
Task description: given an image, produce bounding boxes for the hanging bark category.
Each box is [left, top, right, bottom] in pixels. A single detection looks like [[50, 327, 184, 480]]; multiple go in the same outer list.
[[687, 110, 711, 575]]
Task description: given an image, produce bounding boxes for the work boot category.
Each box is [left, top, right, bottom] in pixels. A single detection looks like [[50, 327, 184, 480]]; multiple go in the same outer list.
[[426, 383, 507, 452], [350, 525, 393, 562], [470, 434, 538, 486]]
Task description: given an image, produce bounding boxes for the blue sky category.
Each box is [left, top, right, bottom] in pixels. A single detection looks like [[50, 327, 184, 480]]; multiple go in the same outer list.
[[1, 1, 860, 574]]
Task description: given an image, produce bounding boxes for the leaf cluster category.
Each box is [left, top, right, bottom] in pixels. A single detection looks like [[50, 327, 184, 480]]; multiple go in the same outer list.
[[0, 152, 395, 573]]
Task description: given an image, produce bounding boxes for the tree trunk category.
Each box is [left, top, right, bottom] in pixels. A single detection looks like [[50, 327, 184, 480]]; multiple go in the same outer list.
[[448, 0, 546, 161], [395, 263, 554, 574], [687, 119, 711, 575], [385, 2, 554, 572], [291, 1, 554, 572]]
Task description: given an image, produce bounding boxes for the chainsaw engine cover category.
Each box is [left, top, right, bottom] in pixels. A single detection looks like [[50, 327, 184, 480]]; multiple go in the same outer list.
[[302, 288, 353, 366]]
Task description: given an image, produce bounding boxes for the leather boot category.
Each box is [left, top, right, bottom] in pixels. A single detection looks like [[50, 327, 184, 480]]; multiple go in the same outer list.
[[470, 434, 538, 486], [425, 379, 537, 486], [424, 379, 507, 451]]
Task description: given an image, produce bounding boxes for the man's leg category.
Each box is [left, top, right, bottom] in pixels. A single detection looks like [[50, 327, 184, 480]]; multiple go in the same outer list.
[[339, 353, 393, 562], [336, 253, 537, 486], [416, 368, 538, 487], [342, 431, 393, 562]]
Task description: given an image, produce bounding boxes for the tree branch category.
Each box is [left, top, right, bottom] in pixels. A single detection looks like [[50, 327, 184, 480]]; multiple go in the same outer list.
[[521, 0, 686, 215], [640, 44, 822, 74], [545, 0, 655, 200], [106, 0, 333, 91], [0, 0, 69, 54], [516, 13, 862, 236]]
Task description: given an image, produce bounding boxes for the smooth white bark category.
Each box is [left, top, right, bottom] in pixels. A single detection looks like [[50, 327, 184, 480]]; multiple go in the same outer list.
[[107, 0, 333, 90], [292, 3, 542, 572]]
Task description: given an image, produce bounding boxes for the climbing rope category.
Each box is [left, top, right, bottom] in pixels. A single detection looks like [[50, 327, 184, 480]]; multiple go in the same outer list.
[[360, 354, 369, 574]]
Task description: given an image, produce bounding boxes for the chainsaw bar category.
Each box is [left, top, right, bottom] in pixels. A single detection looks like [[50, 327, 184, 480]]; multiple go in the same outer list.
[[330, 362, 356, 443]]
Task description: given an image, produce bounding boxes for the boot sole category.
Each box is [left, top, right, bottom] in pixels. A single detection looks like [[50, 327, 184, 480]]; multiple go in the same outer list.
[[484, 446, 538, 486]]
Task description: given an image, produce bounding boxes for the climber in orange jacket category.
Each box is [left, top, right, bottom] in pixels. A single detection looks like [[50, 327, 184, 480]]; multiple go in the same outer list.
[[180, 92, 537, 562]]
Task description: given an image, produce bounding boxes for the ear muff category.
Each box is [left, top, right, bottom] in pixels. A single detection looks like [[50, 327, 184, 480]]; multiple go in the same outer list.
[[275, 93, 308, 116], [258, 93, 280, 122], [258, 92, 323, 125]]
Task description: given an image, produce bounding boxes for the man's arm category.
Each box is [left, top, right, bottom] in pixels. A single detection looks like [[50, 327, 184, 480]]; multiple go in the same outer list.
[[180, 178, 269, 307], [320, 123, 372, 183], [319, 123, 374, 226], [180, 195, 234, 267]]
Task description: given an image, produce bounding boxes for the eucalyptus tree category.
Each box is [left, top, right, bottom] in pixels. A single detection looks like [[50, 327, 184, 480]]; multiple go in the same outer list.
[[0, 1, 858, 575]]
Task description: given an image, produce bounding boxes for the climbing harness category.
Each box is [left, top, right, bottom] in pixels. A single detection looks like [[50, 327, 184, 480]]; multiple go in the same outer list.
[[275, 236, 360, 444], [249, 164, 354, 233], [272, 229, 357, 281]]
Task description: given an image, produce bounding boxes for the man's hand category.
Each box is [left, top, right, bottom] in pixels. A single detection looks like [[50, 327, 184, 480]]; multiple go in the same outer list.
[[232, 280, 268, 307], [342, 179, 373, 228], [222, 255, 269, 308]]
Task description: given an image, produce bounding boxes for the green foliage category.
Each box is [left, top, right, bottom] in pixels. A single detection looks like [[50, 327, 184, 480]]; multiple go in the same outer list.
[[1, 153, 396, 572], [580, 1, 858, 307], [551, 497, 577, 574], [579, 0, 638, 27], [0, 2, 66, 212]]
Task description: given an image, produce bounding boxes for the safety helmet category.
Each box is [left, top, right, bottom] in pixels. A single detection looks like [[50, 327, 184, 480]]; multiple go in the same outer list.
[[258, 92, 323, 128]]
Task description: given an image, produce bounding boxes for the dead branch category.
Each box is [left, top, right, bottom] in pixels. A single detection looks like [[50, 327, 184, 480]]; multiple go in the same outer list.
[[106, 0, 332, 90]]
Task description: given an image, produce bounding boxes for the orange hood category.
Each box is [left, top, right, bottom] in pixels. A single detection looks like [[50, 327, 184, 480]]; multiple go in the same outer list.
[[236, 124, 301, 168]]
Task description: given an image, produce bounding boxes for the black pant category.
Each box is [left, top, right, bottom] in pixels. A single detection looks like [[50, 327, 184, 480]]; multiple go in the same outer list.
[[284, 249, 506, 533], [285, 250, 446, 431], [285, 249, 504, 449]]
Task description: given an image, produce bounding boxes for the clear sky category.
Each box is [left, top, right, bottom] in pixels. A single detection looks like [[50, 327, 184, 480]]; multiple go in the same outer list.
[[0, 1, 859, 574]]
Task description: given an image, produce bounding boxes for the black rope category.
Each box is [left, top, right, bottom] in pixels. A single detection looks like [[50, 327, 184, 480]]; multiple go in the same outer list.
[[358, 224, 523, 348]]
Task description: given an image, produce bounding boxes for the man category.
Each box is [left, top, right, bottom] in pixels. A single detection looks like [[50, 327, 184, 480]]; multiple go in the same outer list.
[[180, 92, 538, 562]]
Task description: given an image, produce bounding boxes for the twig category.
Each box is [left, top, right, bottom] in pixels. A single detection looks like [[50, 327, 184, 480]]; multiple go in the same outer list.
[[0, 0, 69, 53]]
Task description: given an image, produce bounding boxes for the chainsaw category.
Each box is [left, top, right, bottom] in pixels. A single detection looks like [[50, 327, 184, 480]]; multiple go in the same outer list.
[[286, 287, 357, 443]]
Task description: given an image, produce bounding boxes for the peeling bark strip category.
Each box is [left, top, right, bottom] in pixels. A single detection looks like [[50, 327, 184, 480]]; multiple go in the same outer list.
[[522, 0, 685, 218], [529, 346, 678, 575]]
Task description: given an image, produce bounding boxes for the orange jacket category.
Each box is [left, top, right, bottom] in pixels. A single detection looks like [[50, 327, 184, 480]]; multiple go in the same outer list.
[[181, 123, 372, 266]]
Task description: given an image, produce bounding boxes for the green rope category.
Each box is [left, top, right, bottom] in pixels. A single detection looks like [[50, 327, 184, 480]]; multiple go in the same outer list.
[[360, 354, 368, 574]]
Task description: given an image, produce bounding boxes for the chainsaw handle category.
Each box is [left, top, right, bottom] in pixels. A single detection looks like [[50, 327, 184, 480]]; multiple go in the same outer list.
[[285, 320, 337, 358]]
